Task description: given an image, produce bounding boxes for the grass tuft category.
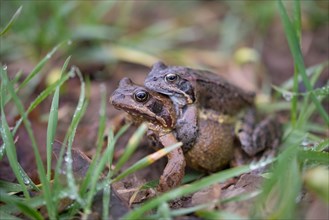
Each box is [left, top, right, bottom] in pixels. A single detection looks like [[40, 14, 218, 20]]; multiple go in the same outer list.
[[277, 0, 329, 124], [0, 6, 22, 36]]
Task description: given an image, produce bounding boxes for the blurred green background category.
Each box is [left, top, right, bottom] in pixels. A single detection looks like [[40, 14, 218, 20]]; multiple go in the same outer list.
[[1, 1, 328, 83]]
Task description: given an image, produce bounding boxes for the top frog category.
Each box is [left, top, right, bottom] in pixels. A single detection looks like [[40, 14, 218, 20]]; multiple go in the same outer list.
[[144, 61, 255, 115], [145, 61, 281, 156]]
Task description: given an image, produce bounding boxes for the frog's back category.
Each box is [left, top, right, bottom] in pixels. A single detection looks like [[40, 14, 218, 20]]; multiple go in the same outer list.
[[190, 69, 255, 114]]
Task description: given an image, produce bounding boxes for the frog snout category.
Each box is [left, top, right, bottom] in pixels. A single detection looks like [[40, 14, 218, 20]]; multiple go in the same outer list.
[[110, 92, 125, 105]]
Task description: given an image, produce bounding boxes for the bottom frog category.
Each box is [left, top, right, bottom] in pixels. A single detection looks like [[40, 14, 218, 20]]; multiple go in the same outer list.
[[110, 77, 281, 192]]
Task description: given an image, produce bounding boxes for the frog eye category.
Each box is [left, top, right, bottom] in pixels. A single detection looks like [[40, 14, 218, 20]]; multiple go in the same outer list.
[[134, 90, 149, 102], [165, 73, 178, 83]]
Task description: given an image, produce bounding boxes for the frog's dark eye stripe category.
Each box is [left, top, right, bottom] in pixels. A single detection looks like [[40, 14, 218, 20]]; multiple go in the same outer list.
[[165, 73, 178, 83], [134, 90, 149, 102]]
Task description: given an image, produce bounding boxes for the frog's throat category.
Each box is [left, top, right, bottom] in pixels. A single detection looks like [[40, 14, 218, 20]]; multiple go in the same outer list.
[[199, 108, 236, 124], [148, 123, 173, 136]]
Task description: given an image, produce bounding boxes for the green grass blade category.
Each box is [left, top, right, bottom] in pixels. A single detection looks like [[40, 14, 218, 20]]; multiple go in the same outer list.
[[11, 70, 23, 85], [291, 64, 299, 126], [296, 91, 326, 129], [293, 0, 301, 41], [79, 124, 130, 195], [16, 42, 63, 92], [24, 73, 71, 123], [91, 1, 118, 21], [79, 84, 107, 194], [157, 202, 171, 219], [197, 210, 245, 220], [298, 151, 329, 164], [63, 67, 87, 206], [0, 6, 22, 36], [25, 58, 72, 114], [0, 210, 21, 220], [102, 186, 111, 220], [2, 65, 56, 218], [254, 133, 302, 219], [305, 122, 328, 134], [313, 84, 329, 97], [102, 129, 120, 220], [273, 84, 328, 102], [169, 203, 214, 217], [81, 85, 108, 218], [290, 0, 302, 126], [0, 107, 30, 198], [1, 69, 36, 196], [0, 180, 30, 193], [0, 192, 49, 216], [221, 190, 261, 205], [277, 0, 329, 124], [46, 57, 71, 181], [62, 67, 87, 145], [281, 61, 329, 90], [315, 139, 329, 151], [0, 64, 72, 159], [113, 123, 148, 174], [123, 164, 253, 219], [112, 142, 182, 183], [0, 193, 43, 220], [96, 84, 107, 153], [51, 69, 83, 188], [0, 188, 70, 214], [46, 90, 59, 181], [272, 156, 301, 219], [3, 69, 71, 139]]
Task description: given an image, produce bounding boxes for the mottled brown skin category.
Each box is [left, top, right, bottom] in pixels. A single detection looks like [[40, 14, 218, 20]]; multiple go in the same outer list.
[[111, 77, 176, 131], [185, 110, 235, 172], [236, 109, 282, 156], [110, 78, 236, 177], [111, 75, 282, 192], [110, 78, 185, 191], [144, 62, 281, 156]]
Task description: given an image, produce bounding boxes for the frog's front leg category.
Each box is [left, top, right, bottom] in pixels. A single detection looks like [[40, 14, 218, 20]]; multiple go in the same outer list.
[[236, 108, 282, 156], [175, 105, 198, 153], [157, 133, 186, 192]]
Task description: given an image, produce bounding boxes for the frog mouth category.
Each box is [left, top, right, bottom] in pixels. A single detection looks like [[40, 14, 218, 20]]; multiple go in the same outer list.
[[152, 89, 183, 99], [157, 89, 193, 105], [145, 88, 174, 97], [144, 81, 176, 96], [116, 105, 170, 128]]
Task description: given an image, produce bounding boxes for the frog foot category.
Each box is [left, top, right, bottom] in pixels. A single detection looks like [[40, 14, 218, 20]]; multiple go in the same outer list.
[[236, 109, 282, 156], [157, 139, 186, 192]]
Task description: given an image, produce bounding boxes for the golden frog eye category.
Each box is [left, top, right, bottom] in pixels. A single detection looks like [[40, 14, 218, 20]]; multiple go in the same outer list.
[[134, 90, 149, 102], [165, 73, 178, 83]]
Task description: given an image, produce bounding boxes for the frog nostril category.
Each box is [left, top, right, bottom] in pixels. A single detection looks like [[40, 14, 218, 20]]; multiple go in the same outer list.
[[113, 93, 125, 100], [152, 77, 157, 81]]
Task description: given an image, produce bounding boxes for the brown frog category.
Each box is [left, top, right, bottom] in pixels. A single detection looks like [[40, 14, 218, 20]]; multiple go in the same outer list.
[[110, 78, 235, 191], [110, 77, 185, 192], [144, 62, 281, 156]]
